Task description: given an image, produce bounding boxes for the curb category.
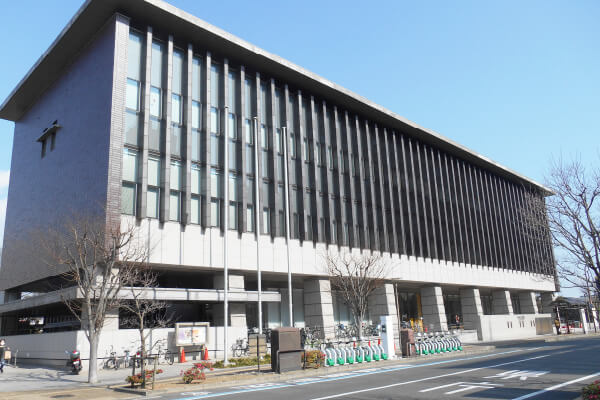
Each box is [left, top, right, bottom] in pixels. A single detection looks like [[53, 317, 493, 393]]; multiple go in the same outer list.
[[115, 344, 497, 395]]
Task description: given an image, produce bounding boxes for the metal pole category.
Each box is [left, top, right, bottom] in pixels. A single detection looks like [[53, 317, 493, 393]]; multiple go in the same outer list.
[[282, 126, 293, 326], [253, 117, 262, 335], [224, 107, 229, 364]]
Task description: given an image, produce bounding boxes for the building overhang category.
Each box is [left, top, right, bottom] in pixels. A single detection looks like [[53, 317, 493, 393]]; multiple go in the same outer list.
[[0, 287, 281, 314], [0, 0, 552, 195]]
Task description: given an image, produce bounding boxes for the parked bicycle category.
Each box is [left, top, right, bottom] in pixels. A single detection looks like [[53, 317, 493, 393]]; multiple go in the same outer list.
[[301, 326, 323, 349], [103, 346, 119, 370], [233, 338, 249, 358], [155, 341, 174, 365]]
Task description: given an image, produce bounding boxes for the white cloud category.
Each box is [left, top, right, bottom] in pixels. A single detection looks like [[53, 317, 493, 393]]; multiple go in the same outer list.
[[0, 170, 9, 190]]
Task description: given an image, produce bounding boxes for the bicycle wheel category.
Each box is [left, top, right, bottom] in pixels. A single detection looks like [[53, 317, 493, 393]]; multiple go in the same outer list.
[[166, 351, 174, 365], [104, 359, 115, 370], [233, 345, 243, 358]]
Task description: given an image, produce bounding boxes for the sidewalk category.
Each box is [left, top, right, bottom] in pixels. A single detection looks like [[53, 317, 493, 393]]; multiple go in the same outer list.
[[0, 343, 497, 399]]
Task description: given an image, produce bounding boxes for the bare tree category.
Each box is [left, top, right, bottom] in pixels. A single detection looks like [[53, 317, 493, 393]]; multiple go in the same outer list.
[[524, 156, 600, 302], [120, 267, 171, 388], [325, 251, 388, 339], [40, 216, 147, 384]]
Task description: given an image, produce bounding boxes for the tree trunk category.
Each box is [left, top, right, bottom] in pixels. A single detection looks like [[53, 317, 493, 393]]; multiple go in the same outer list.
[[88, 332, 99, 384], [140, 329, 146, 389]]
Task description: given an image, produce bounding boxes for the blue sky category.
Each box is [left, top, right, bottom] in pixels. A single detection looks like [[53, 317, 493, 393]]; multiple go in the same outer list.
[[0, 1, 598, 295]]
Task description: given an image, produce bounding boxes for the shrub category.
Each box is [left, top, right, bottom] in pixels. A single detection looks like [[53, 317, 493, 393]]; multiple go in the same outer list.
[[212, 354, 270, 369], [125, 369, 164, 385], [181, 362, 214, 384], [582, 380, 600, 399], [302, 350, 325, 369]]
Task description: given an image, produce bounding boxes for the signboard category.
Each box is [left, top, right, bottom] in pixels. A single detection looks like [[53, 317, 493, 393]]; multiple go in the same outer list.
[[175, 322, 210, 347]]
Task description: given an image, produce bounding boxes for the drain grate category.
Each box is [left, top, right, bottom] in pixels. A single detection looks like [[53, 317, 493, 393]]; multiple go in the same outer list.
[[51, 395, 75, 399]]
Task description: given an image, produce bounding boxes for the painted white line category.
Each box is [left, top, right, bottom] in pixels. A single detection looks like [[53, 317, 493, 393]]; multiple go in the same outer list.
[[511, 371, 600, 400], [308, 353, 551, 400]]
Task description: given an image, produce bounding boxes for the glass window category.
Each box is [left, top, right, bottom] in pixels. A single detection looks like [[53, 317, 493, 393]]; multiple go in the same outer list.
[[228, 140, 237, 170], [126, 79, 140, 111], [261, 124, 268, 148], [192, 130, 200, 161], [172, 49, 184, 95], [275, 128, 282, 153], [150, 87, 161, 118], [229, 202, 237, 230], [122, 149, 138, 182], [245, 119, 253, 144], [191, 165, 201, 194], [148, 156, 161, 186], [211, 198, 220, 227], [210, 107, 219, 135], [147, 187, 159, 218], [170, 161, 181, 190], [192, 101, 201, 129], [125, 111, 140, 146], [211, 134, 220, 165], [192, 57, 202, 101], [191, 195, 200, 224], [247, 204, 254, 232], [260, 82, 268, 121], [171, 126, 182, 157], [121, 183, 136, 215], [127, 32, 143, 81], [290, 134, 296, 158], [170, 191, 180, 221], [210, 64, 221, 106], [210, 168, 222, 198], [172, 94, 182, 125], [246, 145, 254, 173], [262, 207, 270, 234], [149, 119, 161, 151], [261, 150, 269, 178], [228, 173, 238, 201], [151, 41, 164, 87], [244, 78, 253, 117], [228, 71, 237, 111], [228, 113, 236, 139]]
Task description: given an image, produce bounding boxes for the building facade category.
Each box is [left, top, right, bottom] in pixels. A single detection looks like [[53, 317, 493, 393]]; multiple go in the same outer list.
[[0, 0, 556, 361]]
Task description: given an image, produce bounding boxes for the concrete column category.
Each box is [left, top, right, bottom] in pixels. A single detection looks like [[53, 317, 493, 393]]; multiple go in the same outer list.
[[303, 278, 335, 339], [420, 286, 448, 332], [540, 292, 556, 314], [459, 288, 484, 330], [368, 283, 399, 334], [213, 274, 247, 327], [492, 289, 514, 315], [518, 291, 538, 314]]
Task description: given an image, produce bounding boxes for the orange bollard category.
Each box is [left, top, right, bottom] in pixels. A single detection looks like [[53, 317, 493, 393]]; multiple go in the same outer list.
[[180, 347, 186, 363], [203, 346, 210, 360]]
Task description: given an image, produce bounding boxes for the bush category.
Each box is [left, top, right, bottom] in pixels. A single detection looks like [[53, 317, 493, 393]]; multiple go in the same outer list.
[[212, 354, 271, 369], [181, 362, 213, 384], [302, 350, 325, 369], [582, 380, 600, 399], [126, 369, 164, 385]]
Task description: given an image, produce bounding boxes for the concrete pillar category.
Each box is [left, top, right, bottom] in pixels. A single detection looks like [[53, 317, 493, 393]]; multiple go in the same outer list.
[[492, 290, 514, 315], [540, 292, 556, 314], [213, 274, 247, 327], [518, 291, 538, 314], [303, 278, 335, 339], [459, 288, 484, 330], [368, 283, 399, 335], [420, 286, 448, 332]]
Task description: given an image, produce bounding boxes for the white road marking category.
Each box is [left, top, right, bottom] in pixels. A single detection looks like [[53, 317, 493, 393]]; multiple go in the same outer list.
[[445, 382, 502, 395], [484, 369, 549, 381], [308, 353, 551, 400], [511, 371, 600, 400], [419, 381, 502, 393]]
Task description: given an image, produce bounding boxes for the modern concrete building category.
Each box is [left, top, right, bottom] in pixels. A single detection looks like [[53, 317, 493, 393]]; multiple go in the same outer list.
[[0, 0, 556, 361]]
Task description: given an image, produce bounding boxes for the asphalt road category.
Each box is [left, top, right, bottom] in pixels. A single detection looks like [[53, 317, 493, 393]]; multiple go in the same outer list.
[[151, 338, 600, 400]]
